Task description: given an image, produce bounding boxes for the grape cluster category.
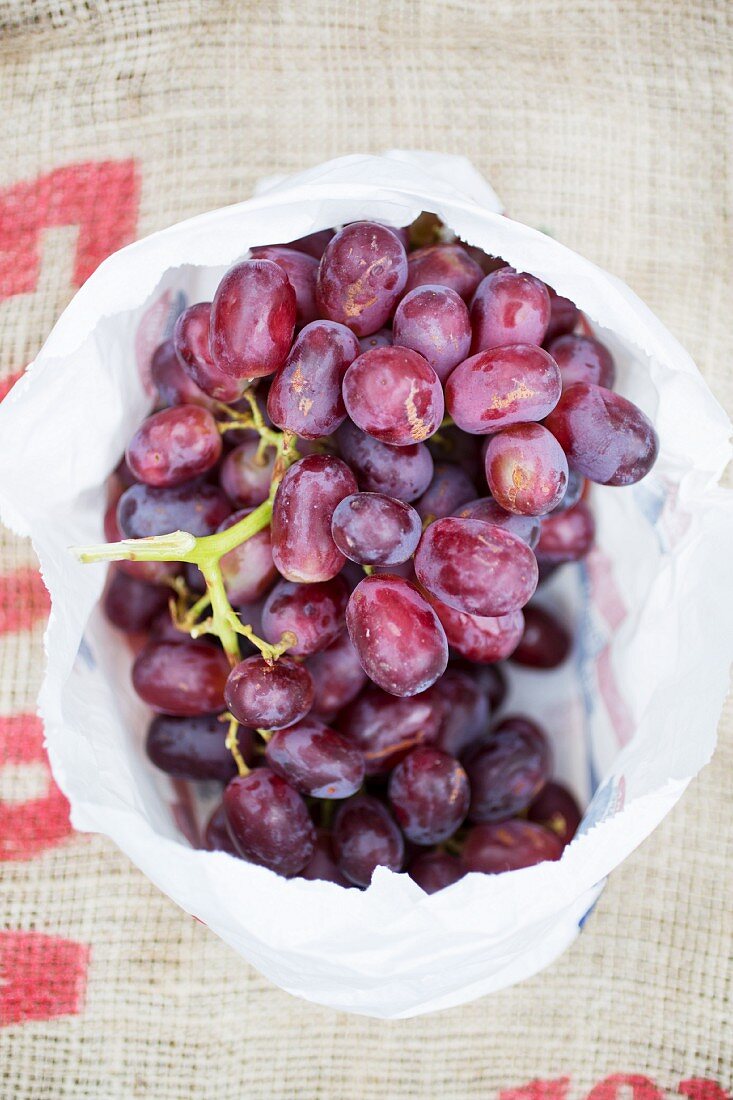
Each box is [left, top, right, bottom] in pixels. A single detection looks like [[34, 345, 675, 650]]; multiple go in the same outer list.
[[93, 214, 658, 891]]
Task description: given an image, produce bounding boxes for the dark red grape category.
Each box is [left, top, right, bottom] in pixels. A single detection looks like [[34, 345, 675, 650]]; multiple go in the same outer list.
[[544, 287, 580, 343], [511, 605, 571, 669], [271, 454, 357, 583], [307, 630, 367, 720], [461, 245, 508, 277], [388, 746, 469, 844], [132, 641, 230, 716], [415, 517, 538, 617], [205, 803, 241, 855], [358, 328, 392, 353], [173, 302, 245, 402], [484, 423, 569, 516], [219, 437, 276, 509], [250, 245, 319, 327], [210, 260, 296, 379], [452, 496, 541, 549], [261, 576, 348, 657], [283, 229, 334, 260], [427, 424, 483, 482], [342, 346, 444, 446], [224, 769, 315, 876], [265, 717, 365, 798], [405, 244, 483, 301], [117, 481, 231, 539], [393, 285, 471, 382], [430, 668, 489, 757], [446, 344, 561, 435], [551, 467, 585, 513], [527, 780, 582, 846], [331, 492, 421, 566], [548, 334, 615, 390], [332, 795, 404, 886], [346, 575, 448, 697], [217, 509, 277, 605], [299, 829, 350, 884], [545, 382, 658, 485], [125, 405, 222, 488], [316, 221, 408, 336], [103, 568, 170, 633], [145, 713, 254, 781], [416, 462, 476, 522], [466, 716, 551, 822], [337, 685, 443, 775], [267, 319, 359, 438], [535, 500, 596, 565], [224, 655, 314, 730], [471, 662, 508, 710], [150, 338, 216, 410], [335, 419, 433, 502], [409, 850, 465, 893], [424, 588, 525, 663], [470, 268, 551, 351], [461, 819, 563, 873]]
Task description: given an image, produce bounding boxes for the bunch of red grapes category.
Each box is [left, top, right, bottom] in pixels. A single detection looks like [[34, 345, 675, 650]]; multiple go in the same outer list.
[[99, 214, 659, 892]]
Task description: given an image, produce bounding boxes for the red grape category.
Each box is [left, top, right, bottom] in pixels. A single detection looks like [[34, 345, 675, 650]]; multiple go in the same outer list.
[[409, 850, 465, 893], [307, 630, 367, 720], [117, 481, 231, 538], [316, 221, 408, 336], [548, 334, 615, 390], [545, 382, 658, 485], [466, 716, 551, 822], [388, 746, 469, 844], [416, 462, 476, 522], [205, 803, 241, 855], [261, 576, 348, 657], [430, 668, 489, 757], [452, 496, 541, 549], [511, 605, 571, 669], [415, 517, 538, 617], [461, 820, 563, 873], [132, 641, 230, 717], [470, 268, 551, 351], [224, 655, 314, 730], [445, 344, 561, 435], [271, 454, 357, 583], [337, 685, 443, 775], [342, 346, 444, 446], [265, 717, 365, 798], [249, 245, 319, 327], [173, 302, 245, 402], [358, 328, 393, 353], [424, 588, 525, 663], [150, 338, 216, 411], [544, 287, 579, 343], [484, 423, 569, 516], [393, 285, 471, 382], [331, 492, 421, 566], [404, 244, 483, 301], [145, 714, 254, 781], [283, 229, 334, 260], [210, 260, 296, 379], [299, 829, 350, 885], [103, 568, 170, 633], [335, 420, 433, 502], [125, 405, 222, 488], [267, 320, 359, 438], [219, 437, 276, 509], [217, 510, 277, 605], [527, 780, 582, 846], [345, 575, 448, 697], [536, 500, 595, 565], [471, 662, 508, 710], [224, 769, 315, 876], [332, 795, 404, 886]]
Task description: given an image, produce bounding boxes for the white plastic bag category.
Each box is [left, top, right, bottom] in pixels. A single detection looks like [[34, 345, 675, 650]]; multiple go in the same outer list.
[[0, 152, 731, 1019]]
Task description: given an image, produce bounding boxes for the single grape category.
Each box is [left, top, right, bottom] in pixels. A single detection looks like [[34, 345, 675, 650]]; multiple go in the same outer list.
[[337, 685, 443, 775], [316, 221, 408, 336], [299, 829, 350, 885], [393, 285, 471, 382], [249, 245, 319, 327], [204, 803, 241, 855], [104, 502, 179, 584], [415, 517, 538, 617], [103, 568, 170, 633], [548, 333, 615, 390], [466, 716, 551, 822], [452, 496, 541, 549], [484, 423, 569, 516], [145, 714, 254, 781], [217, 510, 277, 606], [210, 260, 296, 379], [527, 780, 582, 846], [536, 500, 595, 565], [430, 668, 489, 757], [342, 346, 444, 446], [261, 576, 348, 657], [416, 462, 476, 524], [545, 382, 658, 485], [423, 588, 525, 663], [283, 229, 334, 260], [446, 344, 561, 435], [132, 641, 230, 716], [358, 328, 392, 353], [224, 769, 316, 876], [461, 819, 563, 873], [510, 605, 571, 669], [219, 437, 276, 509], [335, 419, 433, 502], [125, 405, 222, 488], [117, 481, 231, 539], [551, 467, 585, 513], [543, 287, 580, 343], [346, 575, 448, 697], [267, 319, 360, 438], [150, 338, 216, 410], [388, 746, 469, 844], [173, 302, 246, 402], [331, 492, 421, 566], [427, 424, 484, 482], [409, 850, 465, 893], [471, 662, 508, 710], [332, 795, 405, 886], [271, 454, 357, 583], [404, 243, 483, 301], [470, 268, 551, 351], [307, 630, 368, 720], [265, 717, 365, 798], [225, 655, 314, 730]]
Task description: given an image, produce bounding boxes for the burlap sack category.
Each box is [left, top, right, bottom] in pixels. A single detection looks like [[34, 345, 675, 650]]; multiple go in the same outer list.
[[0, 1, 730, 1095]]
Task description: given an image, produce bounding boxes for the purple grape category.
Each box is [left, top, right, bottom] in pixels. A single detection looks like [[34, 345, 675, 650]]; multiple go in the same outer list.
[[103, 569, 170, 633], [145, 714, 254, 781], [132, 641, 230, 716], [427, 424, 484, 482], [388, 746, 469, 844], [261, 576, 348, 657], [445, 344, 561, 435], [536, 500, 595, 565], [404, 244, 483, 301], [332, 795, 404, 886], [267, 319, 360, 438], [551, 467, 585, 513], [224, 655, 314, 730], [342, 346, 444, 446], [249, 245, 319, 327], [337, 685, 443, 775], [271, 454, 357, 583], [471, 662, 508, 710], [416, 462, 476, 522], [224, 769, 316, 876], [117, 481, 231, 539], [217, 509, 277, 605], [346, 575, 448, 697], [335, 419, 433, 502], [358, 328, 392, 353], [331, 492, 421, 566], [150, 338, 216, 410], [393, 285, 471, 382], [299, 829, 350, 884], [173, 302, 245, 402], [430, 668, 489, 757], [307, 630, 368, 720], [125, 405, 222, 488], [548, 333, 615, 390], [452, 496, 541, 549], [484, 423, 569, 517], [470, 268, 551, 351], [205, 803, 241, 855], [511, 605, 571, 669], [409, 850, 465, 893], [466, 716, 552, 822], [527, 780, 582, 846], [424, 589, 525, 663], [461, 820, 563, 873], [316, 221, 408, 336], [544, 287, 580, 343], [219, 437, 276, 509], [265, 717, 365, 798], [210, 260, 296, 379]]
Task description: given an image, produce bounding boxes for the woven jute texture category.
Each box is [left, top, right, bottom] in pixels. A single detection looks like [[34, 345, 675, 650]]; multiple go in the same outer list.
[[0, 2, 731, 1097]]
